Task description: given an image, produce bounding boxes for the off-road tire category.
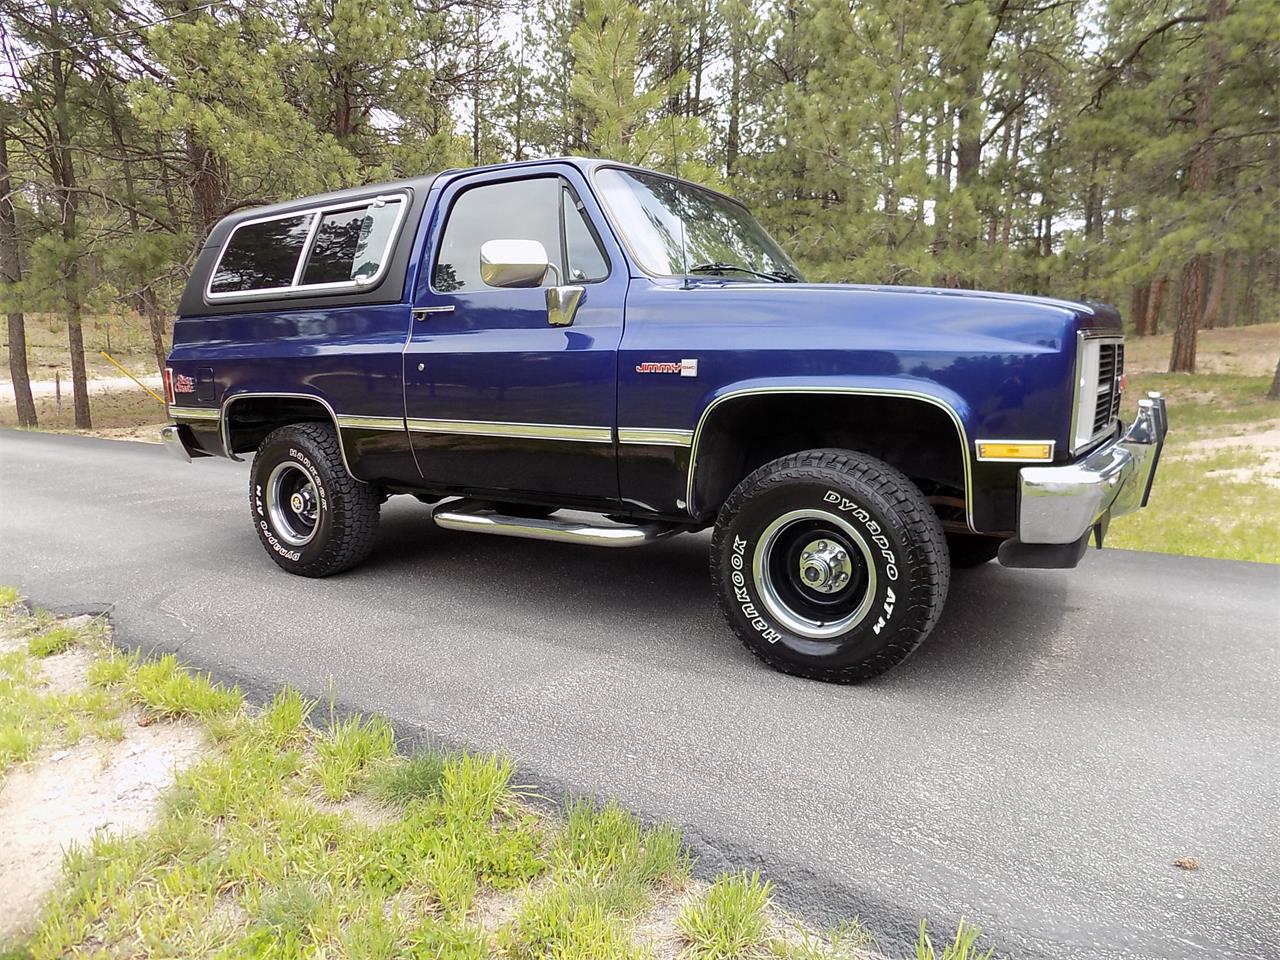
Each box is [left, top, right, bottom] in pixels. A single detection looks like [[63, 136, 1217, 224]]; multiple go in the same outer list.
[[945, 533, 1004, 568], [250, 422, 380, 577], [711, 449, 949, 682]]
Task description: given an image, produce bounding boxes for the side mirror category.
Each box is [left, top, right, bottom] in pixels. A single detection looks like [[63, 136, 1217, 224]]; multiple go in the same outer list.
[[479, 239, 550, 288]]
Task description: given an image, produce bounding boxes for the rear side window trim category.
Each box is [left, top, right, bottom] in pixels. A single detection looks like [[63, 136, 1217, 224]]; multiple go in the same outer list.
[[206, 191, 410, 303]]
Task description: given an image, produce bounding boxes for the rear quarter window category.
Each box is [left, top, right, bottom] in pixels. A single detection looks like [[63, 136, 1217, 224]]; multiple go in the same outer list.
[[301, 201, 403, 285], [207, 195, 407, 300], [209, 214, 314, 294]]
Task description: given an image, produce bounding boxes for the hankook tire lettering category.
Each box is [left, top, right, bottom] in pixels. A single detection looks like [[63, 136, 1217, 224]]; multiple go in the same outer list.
[[733, 534, 783, 643]]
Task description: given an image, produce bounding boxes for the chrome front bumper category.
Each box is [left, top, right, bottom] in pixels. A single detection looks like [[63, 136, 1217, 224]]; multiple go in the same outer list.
[[1018, 392, 1168, 545]]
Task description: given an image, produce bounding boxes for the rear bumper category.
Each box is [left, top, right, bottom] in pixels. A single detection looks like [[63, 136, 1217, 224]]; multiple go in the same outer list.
[[1000, 392, 1168, 566], [160, 423, 201, 462]]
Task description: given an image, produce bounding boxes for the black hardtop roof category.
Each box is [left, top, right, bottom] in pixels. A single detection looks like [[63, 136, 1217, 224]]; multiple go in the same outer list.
[[214, 172, 440, 233]]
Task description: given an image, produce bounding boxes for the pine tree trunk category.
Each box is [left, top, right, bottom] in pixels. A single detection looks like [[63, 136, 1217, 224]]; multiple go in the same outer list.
[[1169, 0, 1227, 373], [1225, 252, 1243, 327], [1000, 102, 1023, 289], [1171, 256, 1204, 372], [0, 117, 36, 427], [1130, 282, 1150, 336], [1268, 355, 1280, 400], [1146, 275, 1167, 335], [470, 17, 482, 164], [144, 287, 167, 374], [48, 4, 91, 428], [1202, 252, 1229, 329], [725, 35, 740, 180], [1241, 254, 1260, 325], [954, 62, 982, 289], [187, 136, 221, 248]]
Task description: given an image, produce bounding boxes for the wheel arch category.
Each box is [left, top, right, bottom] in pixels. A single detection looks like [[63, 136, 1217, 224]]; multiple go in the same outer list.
[[220, 391, 357, 478], [686, 385, 975, 530]]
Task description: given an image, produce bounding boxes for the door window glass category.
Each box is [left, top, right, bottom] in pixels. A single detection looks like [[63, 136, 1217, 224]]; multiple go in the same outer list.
[[432, 177, 610, 292], [434, 178, 561, 292]]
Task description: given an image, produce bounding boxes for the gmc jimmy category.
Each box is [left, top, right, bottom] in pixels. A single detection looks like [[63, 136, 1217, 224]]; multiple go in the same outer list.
[[162, 157, 1167, 681]]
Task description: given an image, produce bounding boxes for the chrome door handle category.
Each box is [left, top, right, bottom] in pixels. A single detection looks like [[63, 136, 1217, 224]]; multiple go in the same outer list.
[[413, 305, 455, 321]]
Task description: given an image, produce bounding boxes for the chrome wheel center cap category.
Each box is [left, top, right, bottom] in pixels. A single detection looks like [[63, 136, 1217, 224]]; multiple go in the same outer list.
[[290, 492, 306, 513], [798, 539, 852, 594]]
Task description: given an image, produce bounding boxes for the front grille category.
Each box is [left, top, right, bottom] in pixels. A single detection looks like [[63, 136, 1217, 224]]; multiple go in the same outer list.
[[1092, 342, 1124, 434]]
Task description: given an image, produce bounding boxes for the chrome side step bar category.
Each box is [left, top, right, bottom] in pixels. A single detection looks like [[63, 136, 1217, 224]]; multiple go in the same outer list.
[[431, 500, 681, 548]]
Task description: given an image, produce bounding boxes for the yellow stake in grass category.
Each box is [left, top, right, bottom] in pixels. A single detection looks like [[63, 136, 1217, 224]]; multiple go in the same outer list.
[[99, 351, 166, 404]]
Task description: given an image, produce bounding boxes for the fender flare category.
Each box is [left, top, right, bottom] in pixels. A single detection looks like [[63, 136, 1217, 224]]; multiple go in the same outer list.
[[219, 391, 361, 481], [684, 384, 976, 531]]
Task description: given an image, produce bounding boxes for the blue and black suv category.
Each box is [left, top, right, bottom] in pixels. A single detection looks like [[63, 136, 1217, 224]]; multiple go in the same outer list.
[[162, 157, 1167, 681]]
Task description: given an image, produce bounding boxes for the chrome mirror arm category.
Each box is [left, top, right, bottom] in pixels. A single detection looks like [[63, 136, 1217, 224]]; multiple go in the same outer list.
[[546, 285, 585, 327]]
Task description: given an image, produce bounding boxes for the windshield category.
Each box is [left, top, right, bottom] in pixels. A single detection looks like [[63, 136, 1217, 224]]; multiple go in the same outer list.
[[594, 168, 802, 282]]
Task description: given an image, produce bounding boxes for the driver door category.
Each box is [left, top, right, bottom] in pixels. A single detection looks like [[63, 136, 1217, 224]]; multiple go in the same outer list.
[[404, 167, 626, 503]]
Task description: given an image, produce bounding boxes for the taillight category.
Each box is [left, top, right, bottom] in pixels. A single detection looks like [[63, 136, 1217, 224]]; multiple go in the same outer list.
[[164, 367, 175, 404]]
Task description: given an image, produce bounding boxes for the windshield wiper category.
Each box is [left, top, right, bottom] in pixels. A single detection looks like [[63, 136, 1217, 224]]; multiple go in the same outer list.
[[687, 261, 798, 283]]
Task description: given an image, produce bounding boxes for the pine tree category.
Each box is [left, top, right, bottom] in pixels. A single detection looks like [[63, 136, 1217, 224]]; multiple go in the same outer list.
[[569, 0, 715, 180]]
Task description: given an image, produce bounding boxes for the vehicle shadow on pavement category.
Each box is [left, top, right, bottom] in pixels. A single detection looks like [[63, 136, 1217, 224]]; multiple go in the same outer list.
[[884, 564, 1072, 686], [362, 500, 1071, 687]]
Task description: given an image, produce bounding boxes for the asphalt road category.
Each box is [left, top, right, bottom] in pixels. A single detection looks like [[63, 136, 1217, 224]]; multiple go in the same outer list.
[[1, 429, 1277, 959]]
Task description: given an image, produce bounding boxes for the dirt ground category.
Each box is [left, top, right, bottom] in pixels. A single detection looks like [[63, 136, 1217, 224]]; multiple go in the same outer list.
[[1123, 322, 1280, 376], [0, 382, 166, 441], [1182, 421, 1280, 489], [0, 627, 205, 941], [1, 313, 161, 382]]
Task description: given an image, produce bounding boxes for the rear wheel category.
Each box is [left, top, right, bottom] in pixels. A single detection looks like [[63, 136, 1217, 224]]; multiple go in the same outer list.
[[945, 533, 1004, 568], [250, 422, 380, 577], [711, 449, 949, 682]]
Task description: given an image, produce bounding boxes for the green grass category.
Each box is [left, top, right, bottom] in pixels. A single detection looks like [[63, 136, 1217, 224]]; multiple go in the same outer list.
[[501, 881, 651, 960], [678, 870, 774, 959], [313, 711, 396, 800], [1107, 371, 1280, 562], [914, 918, 994, 960], [130, 654, 243, 720], [558, 795, 689, 890], [260, 686, 317, 746], [0, 607, 128, 773], [1, 594, 1000, 958], [366, 748, 449, 807], [27, 625, 80, 658]]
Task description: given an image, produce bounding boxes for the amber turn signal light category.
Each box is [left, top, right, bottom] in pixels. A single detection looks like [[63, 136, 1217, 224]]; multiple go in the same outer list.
[[976, 441, 1054, 461]]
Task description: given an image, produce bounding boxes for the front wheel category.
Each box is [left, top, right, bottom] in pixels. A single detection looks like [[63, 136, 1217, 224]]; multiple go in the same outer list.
[[250, 422, 380, 577], [711, 449, 949, 682]]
